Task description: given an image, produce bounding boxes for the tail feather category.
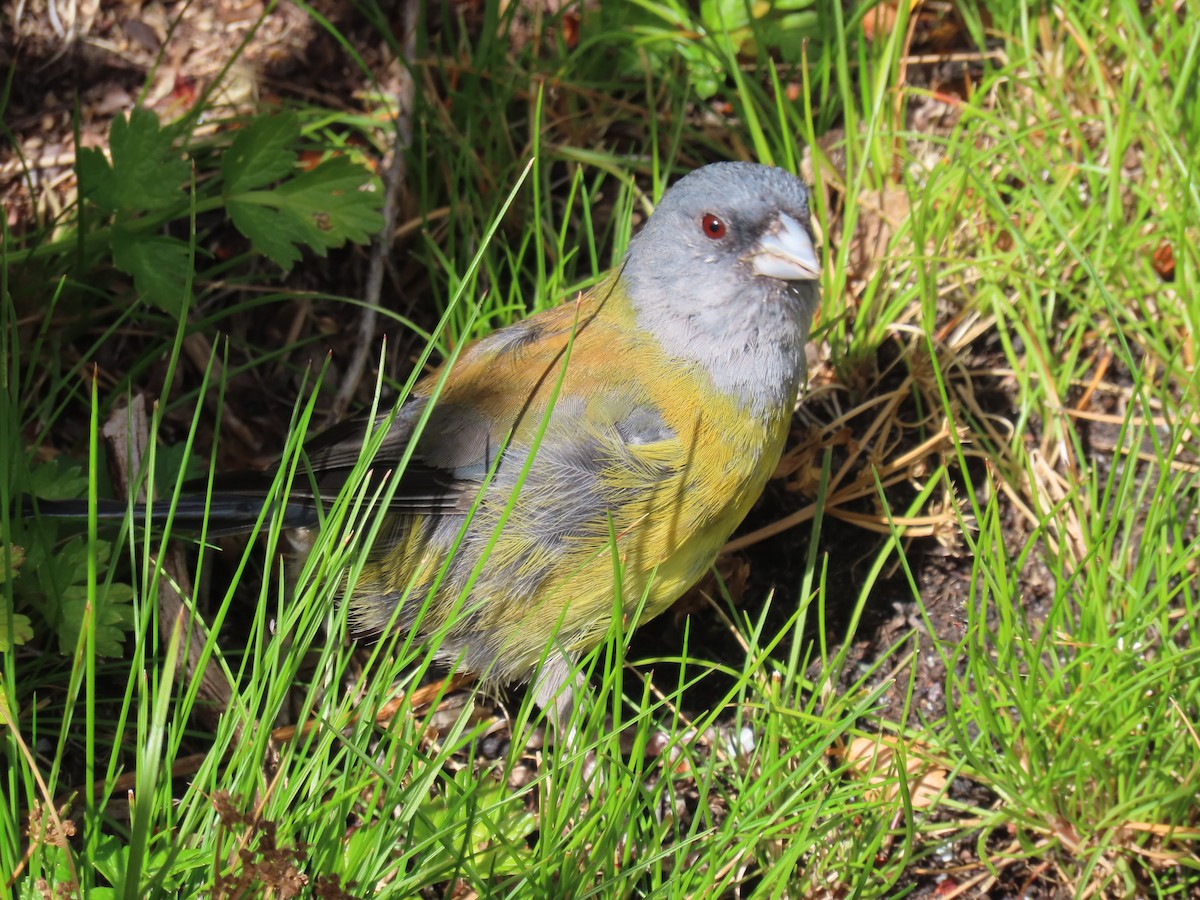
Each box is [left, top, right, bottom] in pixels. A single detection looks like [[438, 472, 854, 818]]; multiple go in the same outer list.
[[26, 494, 318, 536], [23, 453, 468, 537]]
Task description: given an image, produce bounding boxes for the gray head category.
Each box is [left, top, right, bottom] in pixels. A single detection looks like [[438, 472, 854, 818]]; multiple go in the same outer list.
[[621, 162, 821, 414]]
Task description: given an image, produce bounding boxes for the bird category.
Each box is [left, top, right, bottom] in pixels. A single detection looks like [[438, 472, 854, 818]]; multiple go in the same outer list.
[[36, 161, 822, 727]]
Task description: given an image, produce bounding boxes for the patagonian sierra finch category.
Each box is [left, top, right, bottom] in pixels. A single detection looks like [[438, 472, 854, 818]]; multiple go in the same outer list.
[[38, 161, 822, 726]]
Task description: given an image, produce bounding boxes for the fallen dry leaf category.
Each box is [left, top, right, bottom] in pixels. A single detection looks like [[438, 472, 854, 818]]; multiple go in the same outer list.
[[848, 187, 912, 282], [844, 735, 949, 809]]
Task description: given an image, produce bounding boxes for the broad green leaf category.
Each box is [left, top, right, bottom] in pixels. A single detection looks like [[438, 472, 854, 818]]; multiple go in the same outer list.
[[227, 155, 383, 271], [0, 541, 24, 583], [26, 458, 88, 501], [112, 232, 194, 315], [0, 604, 33, 651], [57, 581, 135, 658], [77, 108, 189, 214], [221, 112, 302, 194]]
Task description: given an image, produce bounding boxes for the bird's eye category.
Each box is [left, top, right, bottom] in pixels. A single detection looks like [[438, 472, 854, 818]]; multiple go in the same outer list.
[[701, 213, 727, 239]]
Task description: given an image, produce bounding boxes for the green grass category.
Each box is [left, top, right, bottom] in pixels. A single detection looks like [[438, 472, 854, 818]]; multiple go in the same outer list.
[[3, 0, 1199, 896]]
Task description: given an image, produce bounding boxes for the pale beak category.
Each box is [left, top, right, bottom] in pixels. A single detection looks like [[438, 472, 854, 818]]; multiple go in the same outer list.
[[749, 212, 820, 281]]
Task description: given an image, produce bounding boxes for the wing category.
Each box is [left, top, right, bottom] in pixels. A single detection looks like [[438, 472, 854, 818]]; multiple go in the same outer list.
[[214, 277, 666, 538], [290, 282, 632, 520]]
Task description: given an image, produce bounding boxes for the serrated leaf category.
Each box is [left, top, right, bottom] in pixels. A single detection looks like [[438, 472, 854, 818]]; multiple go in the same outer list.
[[0, 542, 25, 583], [227, 155, 383, 271], [112, 232, 193, 315], [57, 582, 135, 658], [51, 538, 94, 592], [43, 538, 113, 595], [27, 458, 88, 501], [77, 108, 189, 214], [76, 147, 121, 212], [0, 605, 33, 651], [227, 201, 303, 269], [274, 155, 385, 244], [221, 112, 302, 194]]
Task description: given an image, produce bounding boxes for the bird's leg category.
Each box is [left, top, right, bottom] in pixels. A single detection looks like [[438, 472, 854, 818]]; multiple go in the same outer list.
[[530, 650, 604, 785], [530, 650, 585, 737], [529, 652, 675, 789]]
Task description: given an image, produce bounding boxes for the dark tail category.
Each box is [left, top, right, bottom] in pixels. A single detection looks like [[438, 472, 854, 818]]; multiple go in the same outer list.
[[25, 492, 319, 536]]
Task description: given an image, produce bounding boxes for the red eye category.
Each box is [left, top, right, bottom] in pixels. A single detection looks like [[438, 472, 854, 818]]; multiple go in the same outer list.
[[701, 213, 726, 239]]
